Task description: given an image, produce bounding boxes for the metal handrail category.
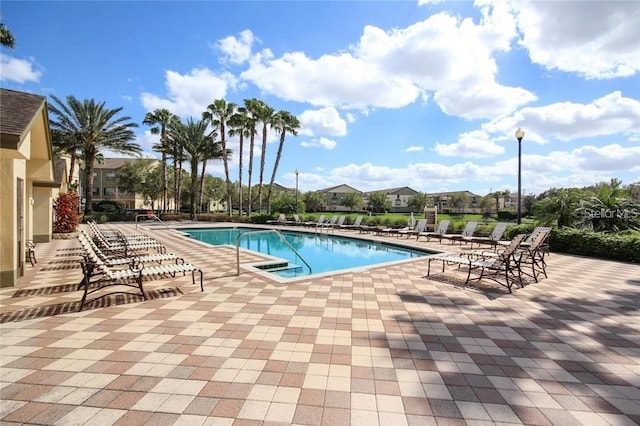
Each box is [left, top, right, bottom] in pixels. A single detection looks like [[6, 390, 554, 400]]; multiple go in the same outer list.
[[135, 213, 169, 229], [236, 229, 312, 276]]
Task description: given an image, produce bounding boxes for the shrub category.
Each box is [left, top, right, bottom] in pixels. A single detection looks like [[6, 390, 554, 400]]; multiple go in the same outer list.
[[53, 191, 81, 233], [550, 228, 640, 263], [93, 200, 123, 213]]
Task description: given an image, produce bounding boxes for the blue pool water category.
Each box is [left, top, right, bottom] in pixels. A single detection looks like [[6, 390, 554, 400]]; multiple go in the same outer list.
[[181, 227, 437, 278]]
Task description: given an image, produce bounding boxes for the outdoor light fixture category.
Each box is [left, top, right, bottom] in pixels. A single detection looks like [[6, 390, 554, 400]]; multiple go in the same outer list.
[[295, 169, 299, 213], [515, 128, 525, 224]]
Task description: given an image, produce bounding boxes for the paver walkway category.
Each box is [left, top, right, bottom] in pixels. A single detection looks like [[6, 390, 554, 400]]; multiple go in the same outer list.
[[1, 222, 638, 425]]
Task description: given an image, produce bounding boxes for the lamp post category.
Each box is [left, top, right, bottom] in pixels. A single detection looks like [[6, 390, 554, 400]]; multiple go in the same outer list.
[[515, 128, 525, 224], [295, 169, 299, 213]]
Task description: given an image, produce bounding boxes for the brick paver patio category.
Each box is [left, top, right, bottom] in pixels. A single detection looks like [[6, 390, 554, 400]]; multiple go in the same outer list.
[[1, 222, 638, 425]]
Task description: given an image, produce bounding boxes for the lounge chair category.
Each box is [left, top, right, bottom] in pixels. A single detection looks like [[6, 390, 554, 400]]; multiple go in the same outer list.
[[340, 215, 363, 231], [91, 228, 166, 256], [426, 234, 528, 293], [267, 213, 287, 225], [304, 215, 325, 227], [417, 220, 450, 242], [88, 220, 156, 244], [398, 218, 428, 238], [290, 214, 303, 225], [78, 236, 203, 311], [440, 221, 478, 245], [469, 222, 508, 249], [497, 226, 551, 251]]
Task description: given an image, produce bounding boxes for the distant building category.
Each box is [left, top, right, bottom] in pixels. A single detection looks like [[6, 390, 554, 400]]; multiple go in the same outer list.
[[319, 184, 363, 211], [426, 191, 482, 214], [83, 158, 150, 210], [364, 186, 419, 213]]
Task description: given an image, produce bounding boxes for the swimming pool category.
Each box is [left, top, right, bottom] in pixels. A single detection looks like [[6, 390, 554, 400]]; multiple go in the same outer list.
[[180, 227, 438, 278]]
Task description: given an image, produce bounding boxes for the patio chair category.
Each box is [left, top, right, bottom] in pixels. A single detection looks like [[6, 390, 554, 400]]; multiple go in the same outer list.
[[398, 218, 428, 238], [88, 220, 155, 243], [426, 234, 528, 293], [290, 214, 302, 225], [441, 221, 478, 245], [25, 241, 37, 266], [92, 228, 166, 256], [469, 222, 508, 249], [497, 226, 552, 251], [78, 253, 203, 311], [417, 219, 450, 242], [304, 215, 325, 227], [267, 213, 287, 225], [340, 215, 363, 231]]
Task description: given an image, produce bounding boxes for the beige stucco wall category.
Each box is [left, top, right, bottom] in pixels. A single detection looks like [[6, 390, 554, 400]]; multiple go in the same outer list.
[[33, 186, 52, 243], [0, 157, 21, 287]]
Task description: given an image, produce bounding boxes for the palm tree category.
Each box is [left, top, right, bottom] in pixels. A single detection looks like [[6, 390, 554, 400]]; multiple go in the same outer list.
[[0, 22, 15, 48], [143, 109, 179, 212], [229, 108, 254, 215], [198, 129, 231, 213], [50, 129, 82, 189], [203, 99, 236, 216], [243, 98, 262, 215], [254, 102, 275, 213], [48, 95, 140, 215], [267, 110, 300, 213], [168, 118, 212, 219]]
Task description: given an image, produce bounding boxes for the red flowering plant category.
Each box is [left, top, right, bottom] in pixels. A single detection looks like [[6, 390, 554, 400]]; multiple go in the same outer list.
[[53, 191, 81, 233]]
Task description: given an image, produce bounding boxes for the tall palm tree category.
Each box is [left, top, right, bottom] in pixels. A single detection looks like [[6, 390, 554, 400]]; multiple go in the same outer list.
[[50, 129, 82, 189], [255, 102, 275, 213], [168, 118, 212, 220], [243, 98, 261, 215], [143, 109, 179, 212], [198, 129, 231, 212], [48, 95, 140, 215], [0, 22, 15, 48], [228, 108, 253, 216], [267, 110, 301, 213], [203, 99, 236, 216]]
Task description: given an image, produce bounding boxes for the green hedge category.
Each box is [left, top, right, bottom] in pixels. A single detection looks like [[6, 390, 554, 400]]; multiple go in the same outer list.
[[549, 228, 640, 263]]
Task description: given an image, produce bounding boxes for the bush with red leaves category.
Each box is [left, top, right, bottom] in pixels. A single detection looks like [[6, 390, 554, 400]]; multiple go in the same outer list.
[[53, 191, 80, 233]]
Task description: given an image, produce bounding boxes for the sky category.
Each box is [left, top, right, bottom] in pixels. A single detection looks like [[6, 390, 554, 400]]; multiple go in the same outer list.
[[1, 0, 639, 196]]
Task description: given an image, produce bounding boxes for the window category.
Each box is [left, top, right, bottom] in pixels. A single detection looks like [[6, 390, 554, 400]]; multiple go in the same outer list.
[[92, 187, 99, 196], [394, 199, 401, 206], [104, 188, 116, 196], [105, 171, 116, 181]]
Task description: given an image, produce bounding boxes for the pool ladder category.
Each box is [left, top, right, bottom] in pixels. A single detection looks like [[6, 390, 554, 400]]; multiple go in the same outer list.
[[235, 229, 312, 276]]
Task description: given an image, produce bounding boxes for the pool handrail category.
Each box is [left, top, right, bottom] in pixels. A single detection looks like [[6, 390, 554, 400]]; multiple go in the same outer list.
[[135, 213, 170, 230], [235, 229, 312, 276]]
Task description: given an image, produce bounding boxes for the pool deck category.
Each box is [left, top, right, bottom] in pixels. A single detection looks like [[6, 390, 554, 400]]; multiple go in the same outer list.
[[1, 222, 639, 425]]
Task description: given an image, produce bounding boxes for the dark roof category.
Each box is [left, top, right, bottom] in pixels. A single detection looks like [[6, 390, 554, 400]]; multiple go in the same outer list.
[[0, 88, 47, 139]]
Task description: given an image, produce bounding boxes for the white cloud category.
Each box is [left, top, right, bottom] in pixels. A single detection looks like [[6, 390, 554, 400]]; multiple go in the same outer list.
[[515, 1, 640, 78], [484, 91, 640, 142], [140, 68, 237, 118], [300, 137, 337, 150], [299, 107, 347, 136], [406, 146, 424, 153], [434, 130, 505, 158], [216, 29, 257, 65], [239, 3, 535, 119], [0, 54, 42, 83]]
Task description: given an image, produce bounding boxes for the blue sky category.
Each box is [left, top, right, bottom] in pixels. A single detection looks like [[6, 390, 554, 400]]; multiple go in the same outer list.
[[1, 0, 639, 196]]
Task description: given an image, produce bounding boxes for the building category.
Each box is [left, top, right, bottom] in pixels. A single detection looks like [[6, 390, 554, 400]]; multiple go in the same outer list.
[[0, 89, 57, 287], [319, 184, 363, 211], [427, 190, 483, 214], [364, 186, 419, 213]]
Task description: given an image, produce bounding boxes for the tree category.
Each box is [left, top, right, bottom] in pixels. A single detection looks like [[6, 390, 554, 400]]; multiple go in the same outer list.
[[271, 192, 305, 215], [243, 98, 261, 215], [533, 187, 584, 228], [303, 191, 324, 212], [118, 159, 162, 209], [368, 192, 391, 213], [229, 108, 254, 215], [202, 175, 226, 212], [203, 99, 236, 216], [267, 110, 300, 213], [343, 192, 364, 211], [255, 101, 275, 213], [492, 190, 511, 215], [198, 129, 230, 213], [168, 118, 212, 220], [0, 21, 15, 48], [143, 109, 179, 211], [573, 178, 640, 231], [48, 95, 140, 215], [408, 192, 430, 212], [51, 130, 82, 189], [448, 192, 469, 213]]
